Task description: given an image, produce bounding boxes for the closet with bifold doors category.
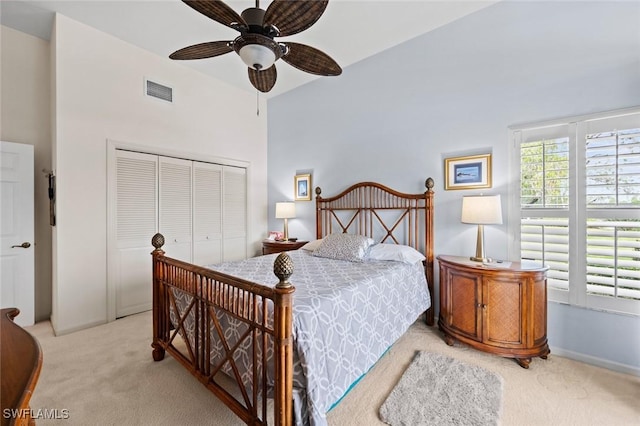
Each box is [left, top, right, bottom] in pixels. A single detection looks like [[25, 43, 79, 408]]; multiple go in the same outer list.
[[111, 149, 247, 318]]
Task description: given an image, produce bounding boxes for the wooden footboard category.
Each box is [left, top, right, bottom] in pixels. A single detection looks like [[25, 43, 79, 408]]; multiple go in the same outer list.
[[151, 233, 294, 426]]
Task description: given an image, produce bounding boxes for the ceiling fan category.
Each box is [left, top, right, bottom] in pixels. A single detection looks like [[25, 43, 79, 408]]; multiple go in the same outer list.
[[170, 0, 342, 93]]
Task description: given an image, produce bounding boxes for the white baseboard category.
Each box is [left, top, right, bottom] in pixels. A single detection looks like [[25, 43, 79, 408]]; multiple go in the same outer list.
[[52, 319, 107, 336], [550, 345, 640, 377]]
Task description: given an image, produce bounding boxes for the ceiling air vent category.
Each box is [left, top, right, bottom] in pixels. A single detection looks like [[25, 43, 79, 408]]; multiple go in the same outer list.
[[145, 79, 173, 102]]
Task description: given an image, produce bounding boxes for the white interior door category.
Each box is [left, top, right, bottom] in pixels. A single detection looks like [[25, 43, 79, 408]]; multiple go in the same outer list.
[[193, 162, 222, 266], [159, 156, 192, 262], [114, 150, 157, 318], [223, 166, 247, 262], [109, 147, 248, 319], [0, 141, 35, 326]]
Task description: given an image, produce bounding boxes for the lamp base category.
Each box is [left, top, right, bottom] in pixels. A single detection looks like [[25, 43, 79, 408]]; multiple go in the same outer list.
[[469, 256, 493, 263], [471, 225, 489, 263], [283, 218, 289, 241]]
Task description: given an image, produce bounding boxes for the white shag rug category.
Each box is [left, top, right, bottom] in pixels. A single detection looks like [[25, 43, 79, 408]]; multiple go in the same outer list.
[[379, 351, 503, 426]]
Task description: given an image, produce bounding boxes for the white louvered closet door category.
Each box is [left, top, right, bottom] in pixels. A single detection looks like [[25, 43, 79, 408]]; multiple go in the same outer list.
[[223, 166, 247, 262], [115, 150, 158, 318], [193, 162, 223, 265], [112, 150, 248, 318], [159, 156, 193, 263]]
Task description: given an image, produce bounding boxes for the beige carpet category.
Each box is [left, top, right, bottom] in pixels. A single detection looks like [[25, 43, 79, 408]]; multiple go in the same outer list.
[[26, 311, 640, 425]]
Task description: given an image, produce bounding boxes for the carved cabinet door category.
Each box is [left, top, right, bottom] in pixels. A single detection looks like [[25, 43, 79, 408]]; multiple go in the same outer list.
[[482, 275, 526, 348], [441, 266, 483, 342]]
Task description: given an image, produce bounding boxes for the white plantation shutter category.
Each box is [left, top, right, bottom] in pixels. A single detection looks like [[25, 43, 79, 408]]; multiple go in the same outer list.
[[513, 109, 640, 315], [585, 128, 640, 206], [586, 219, 640, 300], [520, 137, 570, 208], [520, 217, 569, 291], [583, 123, 640, 308], [519, 127, 571, 298]]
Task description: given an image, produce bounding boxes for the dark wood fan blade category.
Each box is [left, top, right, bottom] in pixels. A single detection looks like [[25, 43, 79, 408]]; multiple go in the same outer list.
[[264, 0, 328, 37], [281, 42, 341, 76], [169, 41, 233, 60], [248, 65, 277, 93], [182, 0, 247, 30]]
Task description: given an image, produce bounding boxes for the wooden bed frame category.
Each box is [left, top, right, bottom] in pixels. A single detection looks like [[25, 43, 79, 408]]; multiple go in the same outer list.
[[151, 178, 435, 426]]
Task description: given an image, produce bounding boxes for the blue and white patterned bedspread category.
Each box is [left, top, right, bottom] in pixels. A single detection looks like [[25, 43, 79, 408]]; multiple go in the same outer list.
[[207, 249, 431, 426]]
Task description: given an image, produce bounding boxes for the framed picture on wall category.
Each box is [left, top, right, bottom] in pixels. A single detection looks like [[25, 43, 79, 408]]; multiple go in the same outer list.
[[294, 174, 312, 201], [444, 154, 492, 190]]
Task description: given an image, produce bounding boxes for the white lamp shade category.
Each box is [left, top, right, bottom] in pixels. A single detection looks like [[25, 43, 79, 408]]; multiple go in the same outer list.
[[461, 195, 503, 225], [239, 44, 276, 70], [275, 202, 296, 219]]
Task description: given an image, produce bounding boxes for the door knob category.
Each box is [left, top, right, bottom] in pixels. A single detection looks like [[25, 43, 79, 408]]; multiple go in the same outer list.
[[11, 242, 31, 249]]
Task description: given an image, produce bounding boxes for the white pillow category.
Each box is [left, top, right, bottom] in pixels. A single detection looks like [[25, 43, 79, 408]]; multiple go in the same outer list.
[[301, 239, 323, 251], [311, 233, 375, 262], [367, 244, 426, 264]]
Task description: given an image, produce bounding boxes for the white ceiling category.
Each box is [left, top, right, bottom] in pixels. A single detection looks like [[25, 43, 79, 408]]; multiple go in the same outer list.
[[1, 0, 498, 98]]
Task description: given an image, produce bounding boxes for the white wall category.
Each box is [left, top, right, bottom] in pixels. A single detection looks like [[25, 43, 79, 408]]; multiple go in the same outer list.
[[50, 14, 268, 334], [0, 25, 52, 322], [267, 1, 640, 374]]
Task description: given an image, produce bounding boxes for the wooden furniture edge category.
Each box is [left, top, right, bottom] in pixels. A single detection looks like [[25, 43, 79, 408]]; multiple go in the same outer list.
[[262, 240, 308, 255], [437, 255, 550, 368], [1, 308, 43, 426]]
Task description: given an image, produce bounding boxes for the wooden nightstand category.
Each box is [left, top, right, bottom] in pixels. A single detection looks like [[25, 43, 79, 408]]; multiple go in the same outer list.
[[437, 255, 549, 368], [262, 240, 308, 255]]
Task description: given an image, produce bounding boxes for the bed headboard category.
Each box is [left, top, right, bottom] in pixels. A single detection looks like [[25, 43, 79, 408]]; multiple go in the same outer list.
[[315, 178, 435, 325]]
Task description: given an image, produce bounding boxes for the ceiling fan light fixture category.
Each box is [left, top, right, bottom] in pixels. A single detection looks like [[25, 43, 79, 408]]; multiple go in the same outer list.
[[172, 0, 340, 91], [239, 43, 276, 70], [233, 33, 282, 71]]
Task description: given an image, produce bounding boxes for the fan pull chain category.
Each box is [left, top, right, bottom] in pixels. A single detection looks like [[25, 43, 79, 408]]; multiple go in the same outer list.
[[256, 90, 260, 116]]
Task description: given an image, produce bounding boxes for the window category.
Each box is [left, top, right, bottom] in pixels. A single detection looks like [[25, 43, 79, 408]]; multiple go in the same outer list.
[[510, 109, 640, 315]]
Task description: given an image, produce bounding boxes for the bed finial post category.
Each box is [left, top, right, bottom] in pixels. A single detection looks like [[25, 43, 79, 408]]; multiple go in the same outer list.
[[274, 252, 294, 289], [151, 233, 165, 252], [151, 233, 166, 362], [423, 178, 435, 326], [315, 187, 323, 240], [273, 253, 295, 426], [425, 177, 435, 192]]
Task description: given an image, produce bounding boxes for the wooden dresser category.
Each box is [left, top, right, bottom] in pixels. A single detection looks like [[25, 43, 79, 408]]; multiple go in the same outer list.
[[437, 255, 549, 368]]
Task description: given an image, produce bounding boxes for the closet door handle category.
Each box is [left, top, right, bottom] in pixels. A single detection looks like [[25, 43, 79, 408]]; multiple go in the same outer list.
[[11, 242, 31, 249]]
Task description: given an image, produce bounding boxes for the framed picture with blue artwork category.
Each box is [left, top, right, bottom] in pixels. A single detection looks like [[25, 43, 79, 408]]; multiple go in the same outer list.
[[294, 174, 312, 201], [445, 154, 492, 190]]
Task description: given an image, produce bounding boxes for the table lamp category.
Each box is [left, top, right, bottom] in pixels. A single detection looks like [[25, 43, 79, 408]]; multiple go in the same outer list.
[[275, 202, 296, 241], [461, 195, 503, 262]]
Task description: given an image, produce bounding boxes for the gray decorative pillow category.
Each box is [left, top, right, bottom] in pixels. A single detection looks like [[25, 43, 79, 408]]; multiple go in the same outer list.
[[301, 239, 323, 251], [312, 233, 375, 262], [367, 243, 426, 264]]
